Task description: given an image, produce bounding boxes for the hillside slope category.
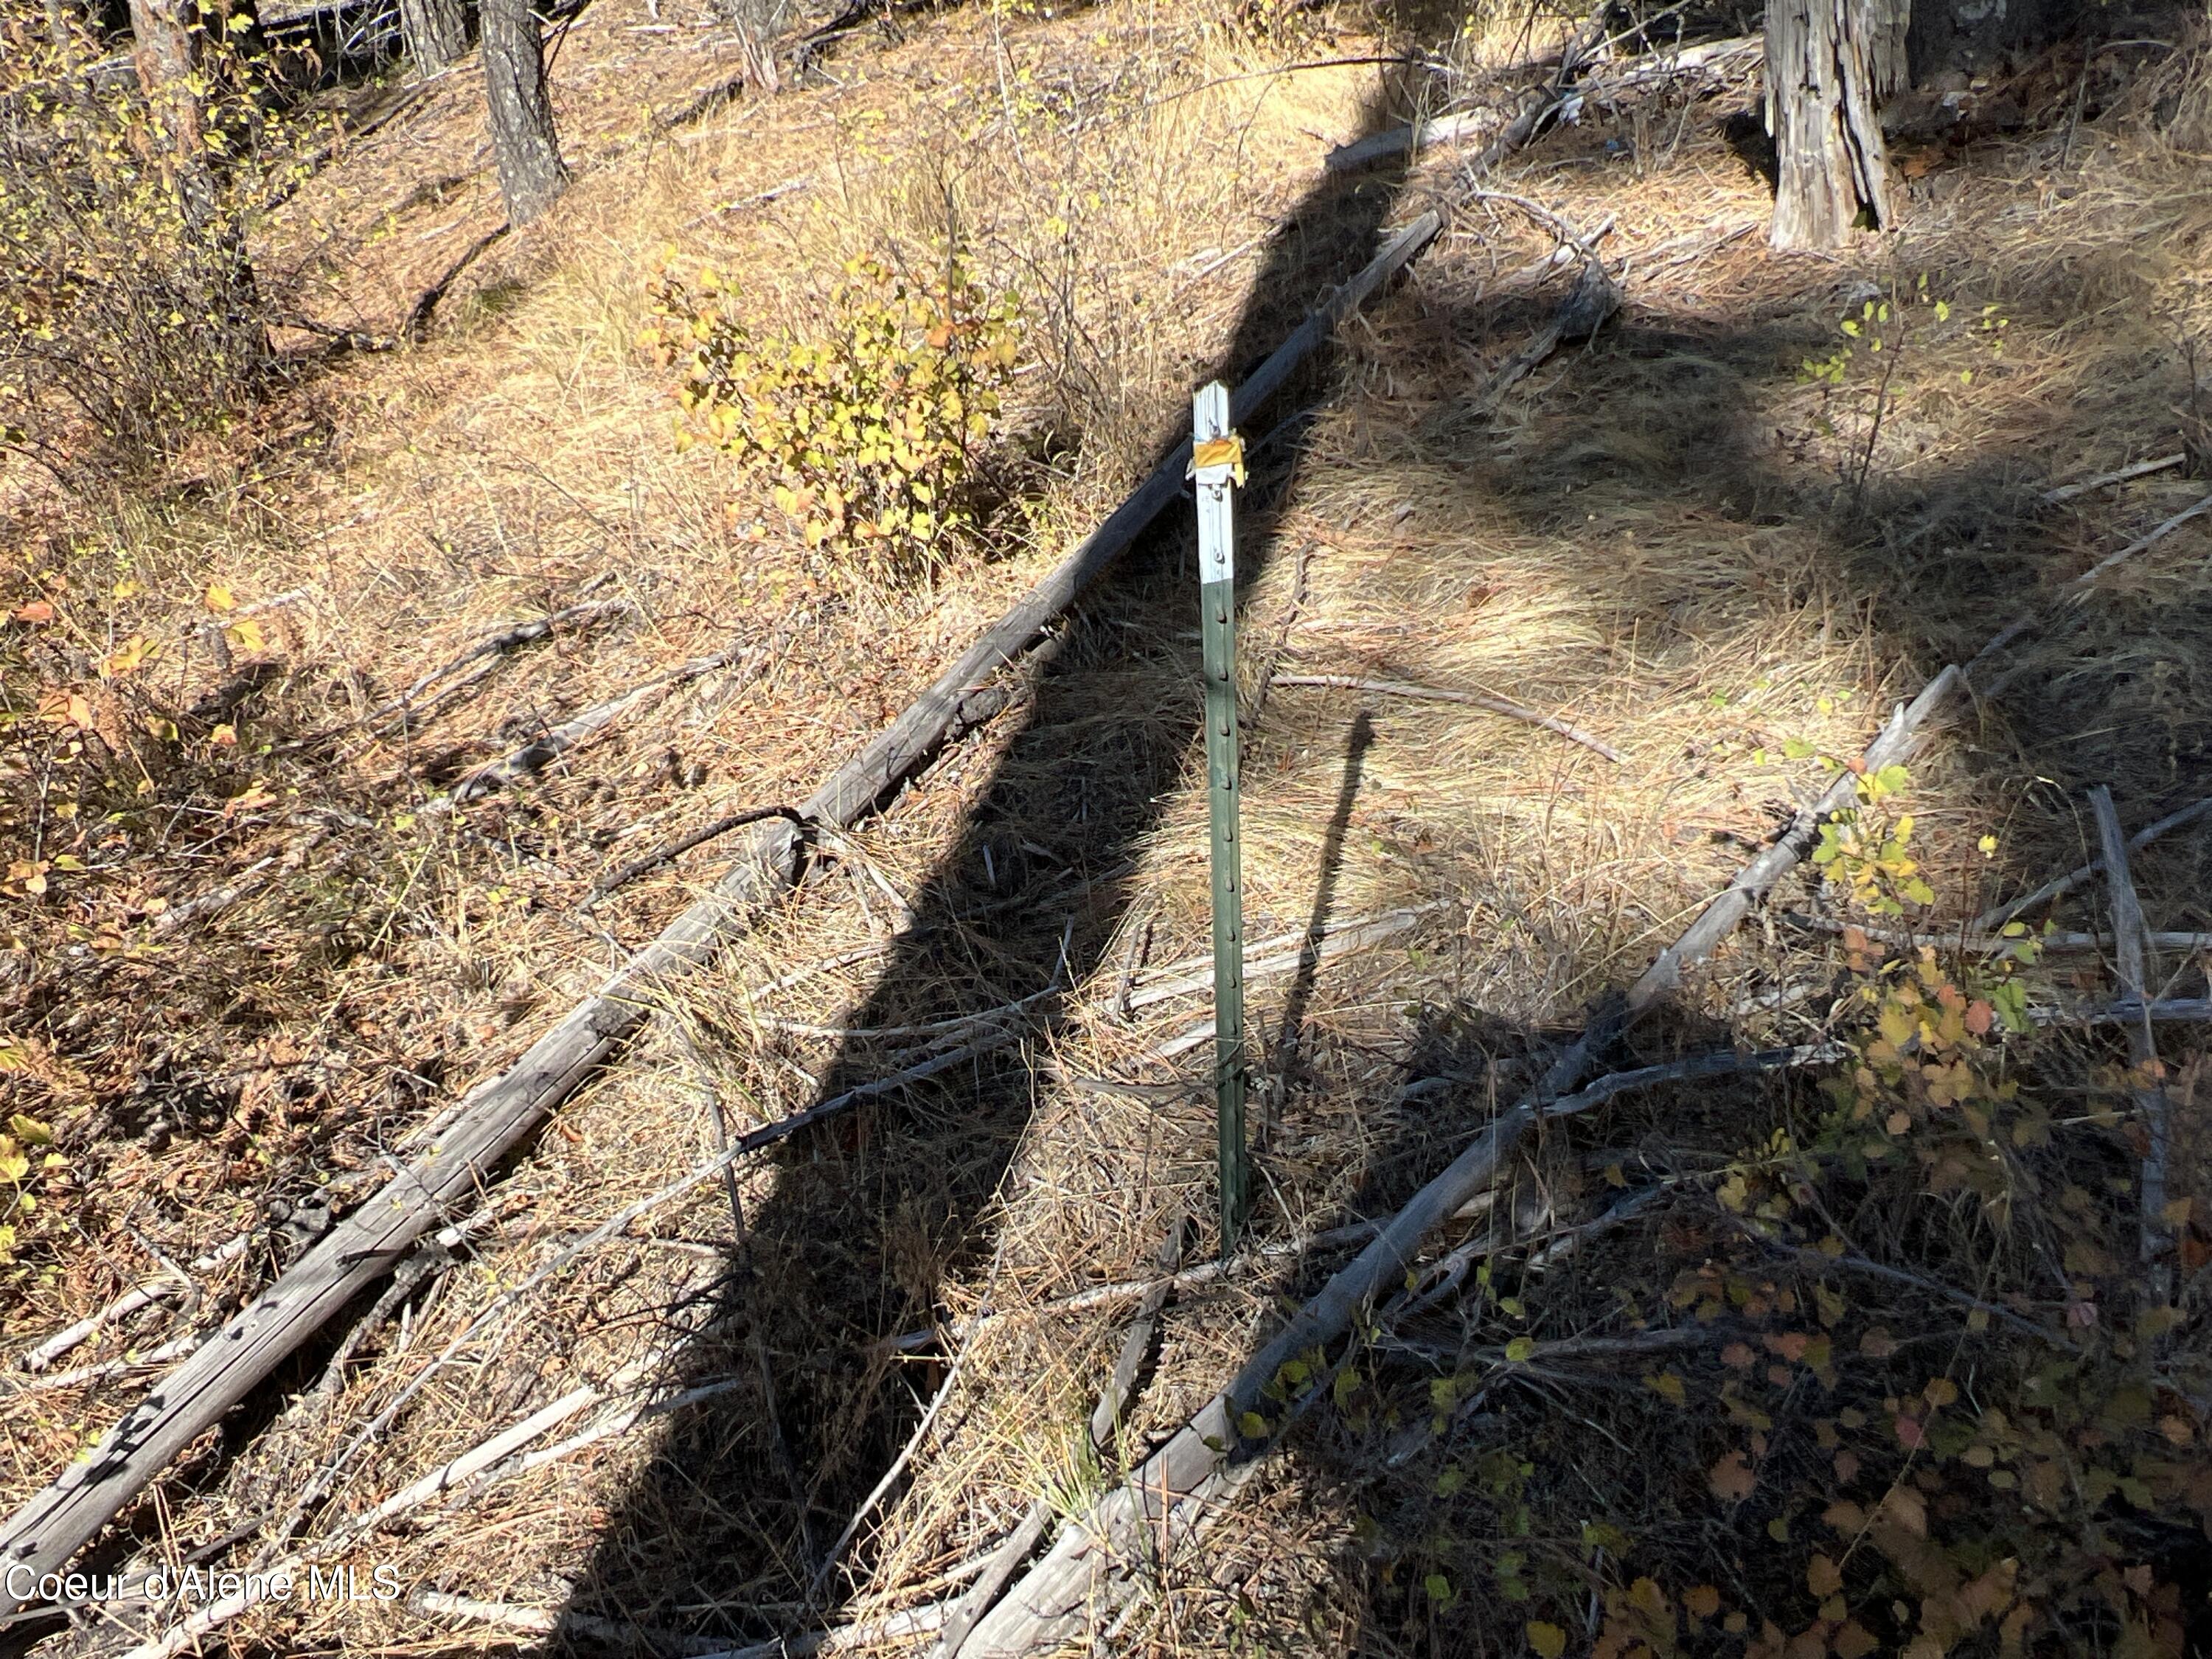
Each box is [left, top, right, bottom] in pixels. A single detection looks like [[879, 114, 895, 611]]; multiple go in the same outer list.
[[4, 1, 2212, 1654]]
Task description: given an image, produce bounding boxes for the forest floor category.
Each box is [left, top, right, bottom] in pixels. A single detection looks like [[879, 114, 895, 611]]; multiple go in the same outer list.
[[5, 0, 2212, 1654]]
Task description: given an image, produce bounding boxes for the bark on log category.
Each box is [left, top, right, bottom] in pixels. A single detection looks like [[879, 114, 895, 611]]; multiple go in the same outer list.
[[481, 0, 566, 224], [0, 210, 1442, 1615], [957, 667, 1961, 1657], [1764, 0, 1905, 249]]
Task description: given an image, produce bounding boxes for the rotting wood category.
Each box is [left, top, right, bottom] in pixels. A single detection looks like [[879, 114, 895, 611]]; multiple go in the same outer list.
[[956, 667, 1960, 1657], [0, 212, 1445, 1613], [1270, 673, 1621, 760], [2092, 786, 2174, 1311], [1764, 0, 1905, 250]]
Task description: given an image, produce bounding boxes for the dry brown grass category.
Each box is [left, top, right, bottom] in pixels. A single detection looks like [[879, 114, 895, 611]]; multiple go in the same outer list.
[[5, 0, 2212, 1654]]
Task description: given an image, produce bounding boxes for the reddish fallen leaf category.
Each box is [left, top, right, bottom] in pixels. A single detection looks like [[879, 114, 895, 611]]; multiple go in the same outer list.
[[1710, 1450, 1757, 1501]]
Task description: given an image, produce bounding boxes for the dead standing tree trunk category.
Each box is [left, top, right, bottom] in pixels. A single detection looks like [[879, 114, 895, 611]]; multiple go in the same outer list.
[[1764, 0, 1908, 248], [481, 0, 566, 225], [400, 0, 470, 74]]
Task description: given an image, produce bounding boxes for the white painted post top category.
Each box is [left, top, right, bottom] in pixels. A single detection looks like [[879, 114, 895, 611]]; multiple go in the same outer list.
[[1191, 381, 1241, 585]]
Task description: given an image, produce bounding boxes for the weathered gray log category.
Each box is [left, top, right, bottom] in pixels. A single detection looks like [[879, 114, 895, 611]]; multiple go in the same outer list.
[[0, 209, 1443, 1615], [1326, 35, 1760, 173], [959, 667, 1961, 1657]]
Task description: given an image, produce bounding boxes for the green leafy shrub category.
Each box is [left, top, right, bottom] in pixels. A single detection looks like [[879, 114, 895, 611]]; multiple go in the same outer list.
[[645, 251, 1020, 588]]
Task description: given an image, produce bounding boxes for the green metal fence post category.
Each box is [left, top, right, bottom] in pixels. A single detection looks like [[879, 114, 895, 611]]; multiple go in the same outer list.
[[1192, 381, 1249, 1252]]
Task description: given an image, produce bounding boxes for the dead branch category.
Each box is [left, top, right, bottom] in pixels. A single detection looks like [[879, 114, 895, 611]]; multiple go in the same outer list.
[[1968, 491, 2212, 677], [388, 593, 625, 710], [2092, 786, 2174, 1310], [2040, 452, 2188, 503], [1465, 255, 1622, 420], [1783, 910, 2212, 954], [18, 1230, 250, 1374], [584, 805, 807, 910], [1270, 673, 1621, 760], [446, 643, 751, 805], [1973, 792, 2212, 932], [406, 1592, 726, 1655], [702, 1606, 946, 1659], [938, 1222, 1183, 1657]]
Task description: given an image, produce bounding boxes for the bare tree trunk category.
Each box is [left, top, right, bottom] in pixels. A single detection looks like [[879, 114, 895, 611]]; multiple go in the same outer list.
[[481, 0, 566, 225], [125, 0, 265, 368], [125, 0, 218, 233], [1764, 0, 1907, 249], [400, 0, 468, 75]]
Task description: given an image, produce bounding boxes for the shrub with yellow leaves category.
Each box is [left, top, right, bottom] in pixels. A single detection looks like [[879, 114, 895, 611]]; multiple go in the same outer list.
[[643, 251, 1020, 588]]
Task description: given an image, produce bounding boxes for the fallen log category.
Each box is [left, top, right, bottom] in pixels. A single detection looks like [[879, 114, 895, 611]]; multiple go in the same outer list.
[[1325, 35, 1759, 172], [0, 209, 1444, 1613], [957, 666, 1961, 1657]]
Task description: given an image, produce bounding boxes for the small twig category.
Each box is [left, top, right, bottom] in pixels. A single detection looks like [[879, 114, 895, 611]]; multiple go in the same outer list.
[[1110, 904, 1156, 1023], [1973, 792, 2212, 932], [1464, 187, 1610, 257], [2092, 787, 2173, 1311]]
